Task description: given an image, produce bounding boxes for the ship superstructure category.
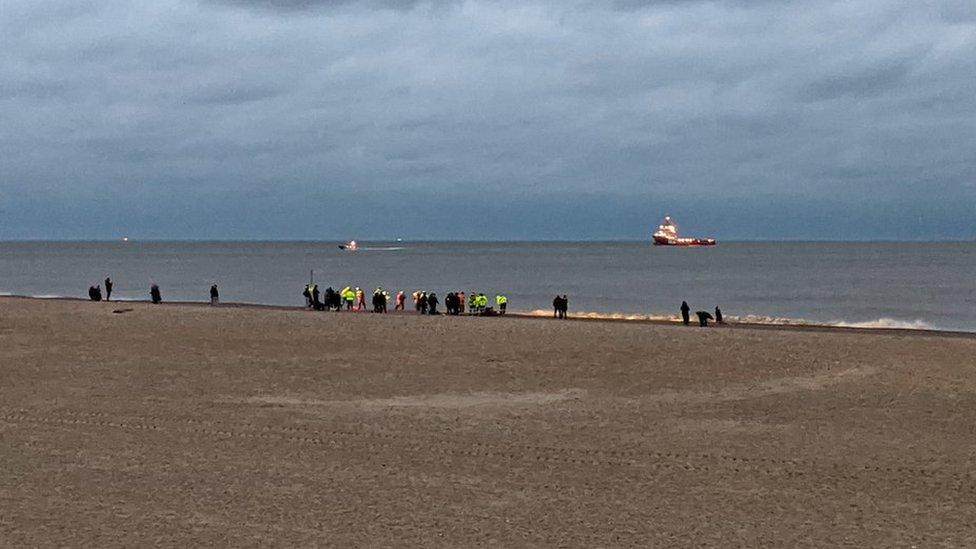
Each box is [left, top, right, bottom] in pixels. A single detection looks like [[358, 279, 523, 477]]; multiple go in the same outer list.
[[652, 216, 716, 246]]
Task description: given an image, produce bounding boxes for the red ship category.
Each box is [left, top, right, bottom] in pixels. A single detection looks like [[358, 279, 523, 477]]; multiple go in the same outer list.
[[652, 216, 716, 246]]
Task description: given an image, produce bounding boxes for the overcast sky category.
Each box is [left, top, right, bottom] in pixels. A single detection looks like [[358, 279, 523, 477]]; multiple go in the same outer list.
[[1, 0, 974, 240]]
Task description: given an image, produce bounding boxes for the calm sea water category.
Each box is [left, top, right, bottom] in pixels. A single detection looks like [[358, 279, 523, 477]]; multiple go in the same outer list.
[[0, 241, 974, 331]]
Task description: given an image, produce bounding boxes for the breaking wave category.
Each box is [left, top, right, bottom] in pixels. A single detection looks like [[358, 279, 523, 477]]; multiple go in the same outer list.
[[830, 318, 936, 330], [518, 310, 947, 332]]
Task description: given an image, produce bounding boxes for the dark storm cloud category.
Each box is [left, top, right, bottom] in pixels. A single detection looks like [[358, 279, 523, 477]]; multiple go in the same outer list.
[[0, 0, 974, 240]]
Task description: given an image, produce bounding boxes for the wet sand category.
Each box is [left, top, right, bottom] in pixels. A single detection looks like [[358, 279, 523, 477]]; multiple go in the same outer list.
[[1, 296, 975, 546]]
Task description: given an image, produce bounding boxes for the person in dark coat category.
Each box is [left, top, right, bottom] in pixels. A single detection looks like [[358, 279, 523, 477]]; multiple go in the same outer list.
[[553, 295, 561, 318], [715, 306, 723, 324], [680, 301, 690, 326], [419, 292, 428, 315], [427, 293, 439, 315], [150, 283, 162, 304], [696, 310, 713, 327], [560, 295, 568, 319], [104, 277, 113, 302], [210, 284, 219, 305]]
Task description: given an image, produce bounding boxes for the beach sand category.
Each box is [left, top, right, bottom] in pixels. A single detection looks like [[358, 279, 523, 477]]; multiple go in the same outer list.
[[1, 296, 975, 546]]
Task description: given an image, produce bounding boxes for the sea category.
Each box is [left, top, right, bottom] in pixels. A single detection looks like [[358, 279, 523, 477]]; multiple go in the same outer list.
[[1, 241, 974, 332]]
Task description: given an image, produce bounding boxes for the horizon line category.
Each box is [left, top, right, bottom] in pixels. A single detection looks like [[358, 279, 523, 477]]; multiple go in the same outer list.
[[1, 238, 975, 244]]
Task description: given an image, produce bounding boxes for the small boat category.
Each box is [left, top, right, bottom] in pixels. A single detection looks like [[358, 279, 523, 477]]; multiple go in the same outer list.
[[338, 240, 358, 251], [652, 216, 715, 246]]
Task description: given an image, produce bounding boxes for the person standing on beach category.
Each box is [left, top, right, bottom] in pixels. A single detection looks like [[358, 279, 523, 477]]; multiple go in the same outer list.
[[680, 301, 690, 325], [458, 291, 466, 314], [104, 277, 113, 302], [210, 284, 219, 306], [355, 288, 367, 312], [561, 295, 568, 319], [395, 291, 405, 311], [428, 292, 439, 315], [150, 284, 162, 304], [419, 292, 428, 315], [496, 294, 508, 315], [715, 306, 723, 324]]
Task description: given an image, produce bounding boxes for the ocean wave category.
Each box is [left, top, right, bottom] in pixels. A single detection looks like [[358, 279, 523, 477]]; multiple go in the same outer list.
[[518, 310, 947, 332], [522, 309, 676, 322], [830, 318, 936, 330]]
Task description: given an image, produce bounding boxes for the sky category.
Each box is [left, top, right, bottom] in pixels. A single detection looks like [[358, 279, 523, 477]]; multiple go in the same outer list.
[[1, 0, 974, 240]]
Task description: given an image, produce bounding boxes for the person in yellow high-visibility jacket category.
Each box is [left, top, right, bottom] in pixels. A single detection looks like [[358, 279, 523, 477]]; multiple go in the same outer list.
[[495, 294, 508, 314]]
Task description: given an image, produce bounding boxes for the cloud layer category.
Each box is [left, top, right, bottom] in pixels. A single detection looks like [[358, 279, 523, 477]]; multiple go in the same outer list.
[[1, 0, 974, 239]]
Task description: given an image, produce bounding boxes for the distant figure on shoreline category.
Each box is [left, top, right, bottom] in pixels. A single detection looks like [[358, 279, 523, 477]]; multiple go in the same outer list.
[[356, 288, 367, 312], [553, 295, 568, 319], [696, 310, 713, 327], [88, 285, 102, 302], [428, 292, 439, 315], [150, 284, 161, 304], [496, 294, 507, 315], [715, 306, 723, 324], [210, 284, 219, 306], [419, 292, 429, 314], [104, 277, 113, 302], [680, 301, 690, 326], [395, 290, 405, 311]]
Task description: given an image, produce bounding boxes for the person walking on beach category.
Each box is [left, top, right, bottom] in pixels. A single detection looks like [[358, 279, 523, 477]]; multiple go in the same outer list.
[[104, 277, 113, 302], [680, 301, 690, 326], [419, 292, 429, 315], [150, 283, 162, 304], [210, 284, 219, 306], [395, 290, 405, 311], [715, 306, 723, 324], [428, 292, 439, 315]]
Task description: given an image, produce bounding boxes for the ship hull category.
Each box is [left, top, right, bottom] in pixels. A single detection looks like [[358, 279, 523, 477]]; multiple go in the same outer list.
[[653, 236, 716, 246]]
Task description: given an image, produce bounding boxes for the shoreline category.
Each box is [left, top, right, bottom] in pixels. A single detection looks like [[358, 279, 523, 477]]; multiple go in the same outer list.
[[3, 294, 972, 339]]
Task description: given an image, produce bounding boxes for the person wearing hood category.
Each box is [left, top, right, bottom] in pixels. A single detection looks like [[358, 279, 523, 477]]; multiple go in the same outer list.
[[696, 310, 713, 327], [427, 292, 439, 315], [680, 301, 690, 326], [150, 283, 162, 304]]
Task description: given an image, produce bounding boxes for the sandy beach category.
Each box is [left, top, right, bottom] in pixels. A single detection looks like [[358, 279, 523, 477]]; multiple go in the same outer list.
[[1, 296, 975, 546]]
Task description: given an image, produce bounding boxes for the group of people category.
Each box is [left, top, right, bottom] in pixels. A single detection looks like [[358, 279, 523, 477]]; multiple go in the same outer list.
[[85, 280, 723, 327], [300, 284, 510, 316], [87, 277, 113, 302], [680, 301, 724, 327], [552, 295, 569, 318], [88, 278, 222, 307]]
